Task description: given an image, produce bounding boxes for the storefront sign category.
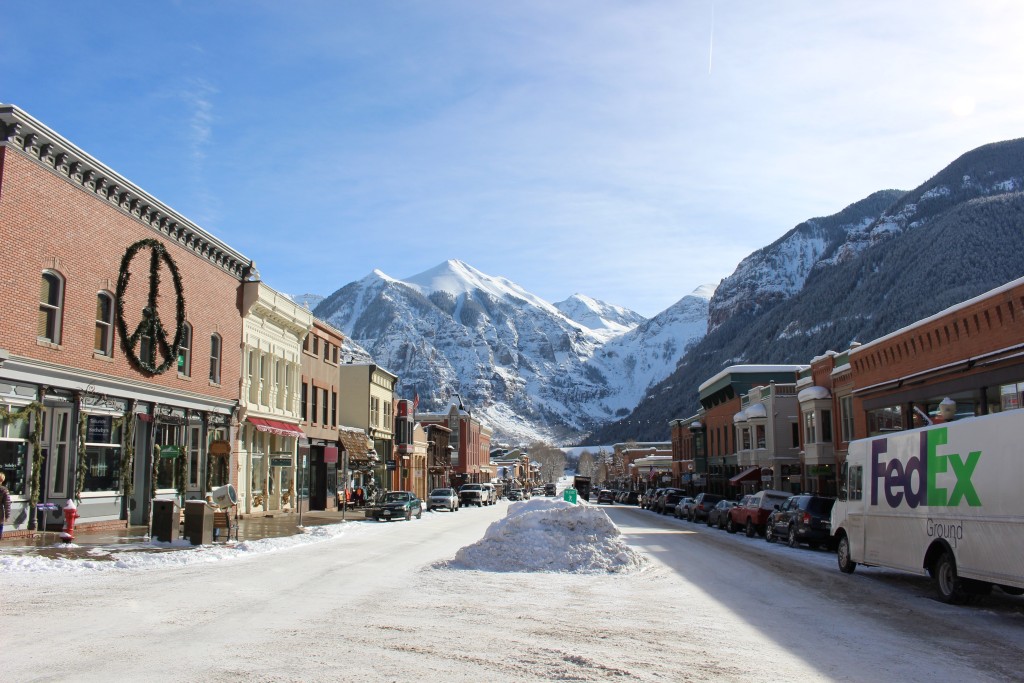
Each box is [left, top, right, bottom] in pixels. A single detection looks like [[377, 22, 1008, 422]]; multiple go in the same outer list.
[[209, 440, 231, 457], [270, 456, 293, 467], [324, 446, 339, 464], [87, 416, 111, 443], [386, 460, 396, 470], [159, 445, 181, 459]]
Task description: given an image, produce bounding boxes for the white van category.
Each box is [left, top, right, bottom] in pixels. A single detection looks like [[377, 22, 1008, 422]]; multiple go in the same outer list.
[[831, 409, 1024, 603]]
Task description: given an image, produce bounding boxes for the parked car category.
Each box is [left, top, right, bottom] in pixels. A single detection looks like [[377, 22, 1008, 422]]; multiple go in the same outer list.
[[506, 488, 524, 501], [707, 499, 738, 529], [660, 489, 689, 515], [597, 489, 616, 505], [623, 491, 641, 505], [427, 488, 459, 512], [459, 483, 488, 507], [674, 496, 696, 519], [652, 488, 685, 514], [765, 494, 836, 548], [368, 491, 423, 521], [544, 483, 557, 496], [688, 493, 724, 522], [727, 489, 792, 537]]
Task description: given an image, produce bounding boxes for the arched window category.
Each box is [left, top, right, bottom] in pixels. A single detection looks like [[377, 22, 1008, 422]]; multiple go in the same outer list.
[[177, 322, 192, 377], [94, 292, 115, 356], [39, 271, 65, 344], [209, 333, 222, 384]]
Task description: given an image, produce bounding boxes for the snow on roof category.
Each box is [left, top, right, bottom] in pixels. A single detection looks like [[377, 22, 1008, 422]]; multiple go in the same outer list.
[[698, 365, 806, 393], [438, 498, 645, 574], [798, 386, 831, 402], [744, 403, 768, 419], [733, 411, 747, 423]]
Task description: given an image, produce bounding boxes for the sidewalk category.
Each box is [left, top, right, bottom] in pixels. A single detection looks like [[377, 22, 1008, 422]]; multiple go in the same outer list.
[[0, 507, 371, 561]]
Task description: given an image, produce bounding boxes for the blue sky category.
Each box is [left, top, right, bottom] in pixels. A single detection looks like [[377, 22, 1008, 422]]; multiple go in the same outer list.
[[4, 2, 1024, 317]]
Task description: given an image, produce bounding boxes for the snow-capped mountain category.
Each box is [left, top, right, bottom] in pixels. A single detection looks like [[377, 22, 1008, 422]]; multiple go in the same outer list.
[[314, 260, 712, 444], [554, 294, 647, 341]]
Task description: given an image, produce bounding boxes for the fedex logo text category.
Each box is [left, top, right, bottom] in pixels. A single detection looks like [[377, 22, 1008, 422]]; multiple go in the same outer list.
[[870, 428, 981, 509]]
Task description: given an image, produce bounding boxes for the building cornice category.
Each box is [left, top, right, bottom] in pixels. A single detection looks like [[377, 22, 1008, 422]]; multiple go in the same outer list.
[[0, 104, 255, 281]]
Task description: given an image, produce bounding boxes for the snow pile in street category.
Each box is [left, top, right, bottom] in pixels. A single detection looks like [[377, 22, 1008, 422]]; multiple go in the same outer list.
[[439, 498, 646, 574]]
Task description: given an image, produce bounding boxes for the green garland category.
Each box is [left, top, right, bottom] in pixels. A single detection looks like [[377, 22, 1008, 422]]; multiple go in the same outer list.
[[1, 401, 43, 527], [119, 402, 136, 503], [175, 437, 188, 500], [114, 238, 186, 375], [75, 411, 88, 502]]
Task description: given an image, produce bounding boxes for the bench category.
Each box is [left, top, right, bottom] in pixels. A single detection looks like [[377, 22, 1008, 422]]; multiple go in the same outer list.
[[213, 509, 237, 542]]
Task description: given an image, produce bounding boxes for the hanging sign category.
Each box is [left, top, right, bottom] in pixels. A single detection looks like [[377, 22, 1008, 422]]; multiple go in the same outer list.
[[270, 456, 293, 467], [209, 440, 231, 457], [159, 445, 182, 459]]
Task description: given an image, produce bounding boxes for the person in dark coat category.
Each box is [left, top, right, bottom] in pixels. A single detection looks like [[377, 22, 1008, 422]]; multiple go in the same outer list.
[[0, 472, 11, 540]]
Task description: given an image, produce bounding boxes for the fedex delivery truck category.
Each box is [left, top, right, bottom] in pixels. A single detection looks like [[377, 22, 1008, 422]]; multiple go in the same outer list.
[[831, 409, 1024, 603]]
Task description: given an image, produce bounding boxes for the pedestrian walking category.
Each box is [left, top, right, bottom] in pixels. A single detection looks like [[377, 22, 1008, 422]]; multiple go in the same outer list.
[[0, 472, 11, 539]]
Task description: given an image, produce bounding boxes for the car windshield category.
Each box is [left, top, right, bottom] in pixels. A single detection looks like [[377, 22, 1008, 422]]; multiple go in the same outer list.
[[806, 497, 835, 514], [385, 492, 411, 503], [430, 489, 453, 496]]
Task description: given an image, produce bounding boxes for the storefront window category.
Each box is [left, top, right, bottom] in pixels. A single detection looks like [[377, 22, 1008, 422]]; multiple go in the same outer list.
[[83, 415, 123, 492], [155, 423, 181, 491], [867, 405, 903, 436], [1000, 382, 1023, 411], [0, 441, 28, 495]]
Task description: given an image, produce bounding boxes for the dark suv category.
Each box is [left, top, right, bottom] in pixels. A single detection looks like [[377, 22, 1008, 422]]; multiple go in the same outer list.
[[688, 493, 724, 522], [765, 494, 836, 548]]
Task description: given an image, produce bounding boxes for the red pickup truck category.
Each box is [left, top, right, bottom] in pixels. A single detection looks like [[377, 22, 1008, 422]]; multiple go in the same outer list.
[[727, 489, 791, 537]]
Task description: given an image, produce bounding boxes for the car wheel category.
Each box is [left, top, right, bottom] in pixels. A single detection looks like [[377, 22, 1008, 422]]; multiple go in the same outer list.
[[726, 518, 736, 534], [706, 516, 713, 527], [406, 509, 412, 521], [787, 526, 799, 548], [765, 524, 775, 543], [745, 519, 755, 538], [416, 508, 422, 519], [837, 535, 856, 574]]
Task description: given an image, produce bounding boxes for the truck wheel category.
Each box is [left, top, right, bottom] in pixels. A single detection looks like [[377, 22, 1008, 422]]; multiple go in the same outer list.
[[745, 519, 755, 538], [934, 551, 965, 603], [837, 535, 856, 574]]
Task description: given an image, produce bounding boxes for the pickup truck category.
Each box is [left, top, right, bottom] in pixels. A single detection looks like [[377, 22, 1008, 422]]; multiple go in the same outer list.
[[727, 489, 791, 537], [459, 483, 488, 507]]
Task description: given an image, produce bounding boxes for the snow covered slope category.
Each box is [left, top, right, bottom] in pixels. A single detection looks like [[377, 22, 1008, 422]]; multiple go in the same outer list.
[[314, 260, 712, 444]]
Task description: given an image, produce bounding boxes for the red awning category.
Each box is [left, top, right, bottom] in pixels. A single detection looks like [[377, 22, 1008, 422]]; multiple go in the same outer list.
[[729, 466, 760, 485], [247, 417, 304, 438]]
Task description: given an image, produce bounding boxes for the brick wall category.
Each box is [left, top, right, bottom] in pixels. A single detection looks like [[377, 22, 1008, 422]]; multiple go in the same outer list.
[[0, 147, 243, 401]]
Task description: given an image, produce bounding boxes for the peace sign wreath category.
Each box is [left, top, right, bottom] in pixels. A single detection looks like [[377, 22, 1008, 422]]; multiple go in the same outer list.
[[115, 238, 187, 375]]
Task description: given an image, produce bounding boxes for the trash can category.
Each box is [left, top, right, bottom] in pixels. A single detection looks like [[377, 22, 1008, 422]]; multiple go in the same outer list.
[[183, 500, 214, 545], [151, 499, 179, 542], [563, 487, 578, 504]]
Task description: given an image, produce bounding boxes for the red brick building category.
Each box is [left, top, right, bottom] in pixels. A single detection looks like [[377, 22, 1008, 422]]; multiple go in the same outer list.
[[0, 105, 249, 535]]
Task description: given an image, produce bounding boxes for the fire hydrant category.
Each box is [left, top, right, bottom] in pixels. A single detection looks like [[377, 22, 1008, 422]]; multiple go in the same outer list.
[[61, 499, 79, 542]]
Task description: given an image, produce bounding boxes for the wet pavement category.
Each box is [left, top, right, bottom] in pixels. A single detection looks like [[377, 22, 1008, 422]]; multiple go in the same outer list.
[[0, 507, 372, 561]]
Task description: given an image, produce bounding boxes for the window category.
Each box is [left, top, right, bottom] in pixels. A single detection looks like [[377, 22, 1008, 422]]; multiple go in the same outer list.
[[177, 322, 192, 376], [322, 388, 328, 426], [302, 334, 310, 352], [803, 411, 816, 444], [741, 427, 751, 450], [208, 427, 229, 488], [331, 391, 337, 428], [370, 397, 380, 427], [324, 341, 330, 361], [821, 409, 833, 442], [209, 334, 222, 384], [38, 271, 64, 343], [188, 425, 201, 489], [48, 410, 72, 497], [275, 360, 283, 409], [94, 292, 114, 356], [840, 396, 855, 442], [0, 408, 31, 495], [248, 350, 257, 403], [1000, 382, 1023, 411], [755, 425, 766, 449], [311, 385, 319, 425], [312, 336, 319, 355], [154, 423, 181, 491], [332, 346, 339, 364], [83, 415, 124, 492], [301, 382, 308, 421], [867, 405, 903, 436]]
